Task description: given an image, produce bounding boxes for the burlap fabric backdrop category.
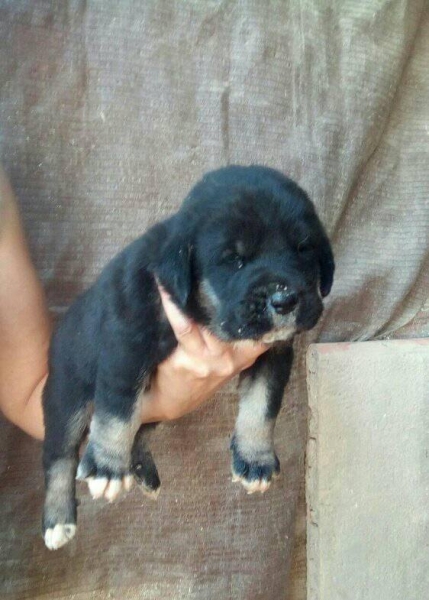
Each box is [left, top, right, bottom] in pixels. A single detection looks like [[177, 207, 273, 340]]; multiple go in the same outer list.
[[1, 2, 428, 599]]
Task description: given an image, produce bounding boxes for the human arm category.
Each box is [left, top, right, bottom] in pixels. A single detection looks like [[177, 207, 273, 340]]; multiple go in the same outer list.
[[0, 166, 51, 439]]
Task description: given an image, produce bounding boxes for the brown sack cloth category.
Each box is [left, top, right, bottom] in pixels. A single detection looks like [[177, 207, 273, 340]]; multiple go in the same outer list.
[[1, 2, 428, 599]]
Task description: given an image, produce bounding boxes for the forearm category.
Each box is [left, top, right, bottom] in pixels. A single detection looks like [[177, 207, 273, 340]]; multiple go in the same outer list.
[[0, 168, 50, 440]]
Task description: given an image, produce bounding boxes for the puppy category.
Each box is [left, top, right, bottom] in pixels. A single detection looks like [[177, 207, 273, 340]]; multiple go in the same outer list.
[[42, 165, 334, 550]]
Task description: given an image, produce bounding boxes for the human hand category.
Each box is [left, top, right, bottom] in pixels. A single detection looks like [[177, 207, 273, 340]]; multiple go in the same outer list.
[[140, 286, 269, 423]]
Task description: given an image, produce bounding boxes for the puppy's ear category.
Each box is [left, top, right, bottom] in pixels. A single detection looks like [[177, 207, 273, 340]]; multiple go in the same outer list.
[[151, 216, 193, 309], [319, 233, 335, 298]]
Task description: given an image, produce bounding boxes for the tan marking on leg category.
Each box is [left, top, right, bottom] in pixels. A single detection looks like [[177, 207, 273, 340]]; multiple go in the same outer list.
[[44, 459, 76, 522], [44, 458, 77, 550], [235, 377, 275, 461], [232, 375, 279, 493], [84, 397, 144, 500]]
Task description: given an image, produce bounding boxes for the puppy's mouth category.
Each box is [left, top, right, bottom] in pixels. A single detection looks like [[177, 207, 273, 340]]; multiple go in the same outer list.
[[198, 280, 323, 343], [260, 321, 297, 344], [227, 311, 298, 343], [214, 299, 299, 344], [215, 299, 323, 344]]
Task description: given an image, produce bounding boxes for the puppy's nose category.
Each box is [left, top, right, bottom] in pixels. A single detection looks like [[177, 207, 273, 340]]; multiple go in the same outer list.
[[269, 290, 298, 315]]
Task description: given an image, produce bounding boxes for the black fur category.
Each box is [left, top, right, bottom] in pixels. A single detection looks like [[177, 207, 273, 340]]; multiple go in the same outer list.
[[42, 165, 334, 547]]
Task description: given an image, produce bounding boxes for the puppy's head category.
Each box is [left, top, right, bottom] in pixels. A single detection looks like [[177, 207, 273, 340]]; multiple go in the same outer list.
[[153, 165, 334, 343]]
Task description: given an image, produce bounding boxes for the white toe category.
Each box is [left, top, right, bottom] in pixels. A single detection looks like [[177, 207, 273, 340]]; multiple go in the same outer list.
[[88, 477, 109, 499], [44, 524, 76, 550], [105, 479, 122, 502], [244, 480, 260, 494], [123, 475, 134, 492], [244, 479, 271, 494], [257, 479, 271, 493], [232, 474, 271, 495]]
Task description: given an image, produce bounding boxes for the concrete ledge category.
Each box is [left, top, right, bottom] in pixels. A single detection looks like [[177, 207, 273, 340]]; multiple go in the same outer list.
[[306, 339, 429, 600]]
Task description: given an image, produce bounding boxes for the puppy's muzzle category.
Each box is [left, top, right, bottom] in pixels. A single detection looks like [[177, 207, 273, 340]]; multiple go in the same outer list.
[[269, 290, 298, 315]]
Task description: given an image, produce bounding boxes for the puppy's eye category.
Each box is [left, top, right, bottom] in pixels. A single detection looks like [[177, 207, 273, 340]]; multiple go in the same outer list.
[[221, 251, 245, 269], [297, 240, 314, 254]]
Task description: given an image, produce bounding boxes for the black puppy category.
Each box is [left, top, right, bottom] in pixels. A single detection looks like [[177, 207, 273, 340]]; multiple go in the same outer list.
[[42, 165, 334, 550]]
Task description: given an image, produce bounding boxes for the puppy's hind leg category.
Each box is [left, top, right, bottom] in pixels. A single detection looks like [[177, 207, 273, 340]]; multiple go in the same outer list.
[[43, 399, 90, 550], [43, 457, 78, 550]]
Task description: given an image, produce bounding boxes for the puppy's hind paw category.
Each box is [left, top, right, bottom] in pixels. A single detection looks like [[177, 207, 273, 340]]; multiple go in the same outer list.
[[44, 523, 76, 550]]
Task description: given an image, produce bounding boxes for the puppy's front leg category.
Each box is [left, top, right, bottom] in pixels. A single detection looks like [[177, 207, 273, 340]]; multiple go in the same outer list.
[[77, 377, 143, 501], [231, 344, 293, 494]]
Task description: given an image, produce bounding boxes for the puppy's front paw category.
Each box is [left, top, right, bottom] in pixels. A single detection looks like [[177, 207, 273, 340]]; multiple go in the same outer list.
[[76, 441, 133, 502], [230, 436, 280, 494], [131, 449, 161, 501]]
